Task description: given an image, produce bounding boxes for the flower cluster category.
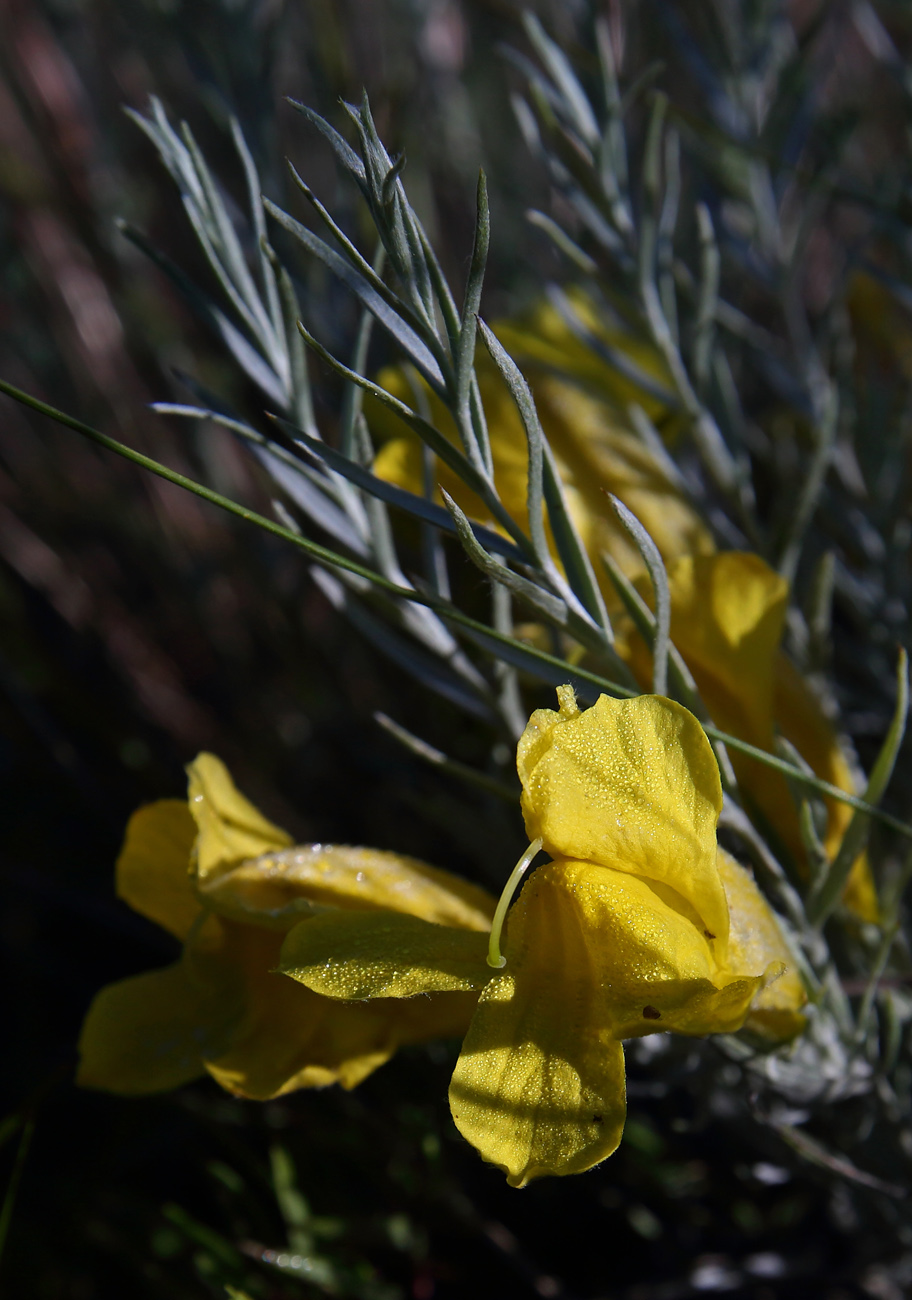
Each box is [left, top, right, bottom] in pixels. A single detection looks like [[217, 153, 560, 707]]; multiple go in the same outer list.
[[372, 304, 875, 920], [80, 689, 805, 1184], [77, 754, 493, 1099]]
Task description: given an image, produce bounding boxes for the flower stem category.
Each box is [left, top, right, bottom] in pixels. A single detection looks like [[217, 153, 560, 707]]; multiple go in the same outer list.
[[487, 839, 543, 969]]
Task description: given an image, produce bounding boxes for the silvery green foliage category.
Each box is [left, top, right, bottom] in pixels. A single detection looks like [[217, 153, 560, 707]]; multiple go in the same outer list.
[[124, 1, 912, 1232]]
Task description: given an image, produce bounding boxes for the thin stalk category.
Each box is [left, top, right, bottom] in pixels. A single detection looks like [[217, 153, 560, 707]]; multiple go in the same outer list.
[[7, 378, 912, 842], [487, 840, 543, 969], [375, 712, 517, 801]]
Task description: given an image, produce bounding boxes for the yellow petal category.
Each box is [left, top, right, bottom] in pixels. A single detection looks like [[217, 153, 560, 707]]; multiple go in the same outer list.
[[847, 270, 912, 380], [115, 799, 200, 940], [841, 854, 879, 925], [521, 859, 760, 1041], [450, 996, 627, 1188], [718, 848, 807, 1041], [200, 924, 465, 1100], [449, 864, 628, 1185], [203, 986, 395, 1098], [186, 753, 292, 882], [279, 911, 492, 999], [202, 844, 495, 931], [674, 552, 786, 711], [646, 553, 787, 759], [518, 691, 729, 948], [76, 957, 240, 1094], [172, 924, 371, 1099]]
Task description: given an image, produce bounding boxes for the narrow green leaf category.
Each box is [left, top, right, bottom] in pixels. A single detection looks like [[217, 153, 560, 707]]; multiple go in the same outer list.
[[116, 220, 285, 405], [179, 120, 277, 349], [286, 99, 366, 180], [608, 495, 670, 695], [442, 490, 566, 624], [455, 172, 491, 473], [476, 318, 549, 571], [526, 210, 598, 273], [272, 416, 524, 560], [693, 202, 720, 394], [541, 442, 617, 642], [522, 13, 600, 147], [8, 377, 912, 842], [806, 549, 836, 671], [264, 198, 446, 389], [807, 648, 909, 927], [260, 238, 315, 433], [776, 379, 838, 587], [381, 152, 407, 207], [294, 322, 533, 556], [230, 117, 285, 354], [285, 159, 436, 359]]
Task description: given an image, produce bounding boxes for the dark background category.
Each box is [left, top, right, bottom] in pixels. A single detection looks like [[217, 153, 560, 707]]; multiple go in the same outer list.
[[2, 2, 910, 1296]]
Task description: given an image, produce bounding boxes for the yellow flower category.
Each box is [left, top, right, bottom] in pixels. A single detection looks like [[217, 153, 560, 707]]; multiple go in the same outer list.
[[77, 754, 494, 1100], [279, 689, 805, 1185], [370, 294, 713, 581], [617, 551, 878, 920]]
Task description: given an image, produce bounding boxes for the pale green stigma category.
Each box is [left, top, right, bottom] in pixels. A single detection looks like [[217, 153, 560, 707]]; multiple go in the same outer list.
[[486, 838, 544, 969]]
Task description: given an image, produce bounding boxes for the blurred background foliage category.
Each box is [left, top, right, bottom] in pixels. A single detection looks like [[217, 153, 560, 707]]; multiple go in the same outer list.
[[3, 0, 912, 1296]]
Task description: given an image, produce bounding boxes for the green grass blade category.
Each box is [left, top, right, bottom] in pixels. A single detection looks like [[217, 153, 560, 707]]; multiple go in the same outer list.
[[7, 378, 912, 843], [807, 648, 909, 927]]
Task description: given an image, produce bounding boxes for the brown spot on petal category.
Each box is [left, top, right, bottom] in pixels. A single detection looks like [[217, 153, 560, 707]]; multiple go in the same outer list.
[[704, 930, 716, 940], [642, 1006, 662, 1020]]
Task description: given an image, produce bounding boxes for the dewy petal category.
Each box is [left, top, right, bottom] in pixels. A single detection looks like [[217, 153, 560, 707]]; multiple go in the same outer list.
[[199, 923, 473, 1100], [76, 955, 241, 1094], [718, 848, 807, 1041], [197, 924, 395, 1099], [116, 799, 201, 940], [520, 860, 761, 1041], [617, 552, 783, 796], [664, 553, 786, 744], [203, 844, 495, 931], [518, 691, 728, 948], [449, 863, 628, 1186], [450, 988, 627, 1188], [187, 752, 292, 882], [279, 911, 492, 999]]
